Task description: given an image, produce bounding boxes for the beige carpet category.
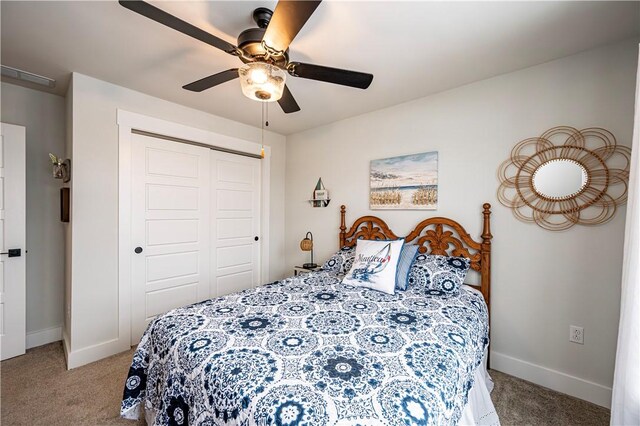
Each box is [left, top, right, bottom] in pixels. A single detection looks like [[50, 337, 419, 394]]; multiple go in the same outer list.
[[1, 342, 610, 425]]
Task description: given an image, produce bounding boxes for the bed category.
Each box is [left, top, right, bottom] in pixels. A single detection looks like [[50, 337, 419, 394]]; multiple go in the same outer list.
[[121, 204, 498, 425]]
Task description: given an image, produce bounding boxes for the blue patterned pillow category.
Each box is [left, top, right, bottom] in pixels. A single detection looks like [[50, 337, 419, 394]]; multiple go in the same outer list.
[[395, 244, 419, 291], [321, 246, 355, 275], [407, 254, 470, 294]]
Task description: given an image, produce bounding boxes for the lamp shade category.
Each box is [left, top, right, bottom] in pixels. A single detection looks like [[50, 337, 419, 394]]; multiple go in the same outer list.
[[238, 62, 286, 102], [300, 237, 313, 251]]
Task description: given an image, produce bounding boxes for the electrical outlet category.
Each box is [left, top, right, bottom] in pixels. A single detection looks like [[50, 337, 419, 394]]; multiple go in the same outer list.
[[570, 325, 584, 344]]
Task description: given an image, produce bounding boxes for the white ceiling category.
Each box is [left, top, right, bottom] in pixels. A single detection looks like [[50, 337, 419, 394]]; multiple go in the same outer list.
[[2, 1, 639, 135]]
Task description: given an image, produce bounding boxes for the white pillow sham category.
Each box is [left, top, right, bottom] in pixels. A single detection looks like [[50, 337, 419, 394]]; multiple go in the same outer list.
[[342, 239, 404, 294]]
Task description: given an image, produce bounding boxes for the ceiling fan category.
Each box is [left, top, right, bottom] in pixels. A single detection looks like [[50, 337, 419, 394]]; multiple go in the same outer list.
[[119, 0, 374, 113]]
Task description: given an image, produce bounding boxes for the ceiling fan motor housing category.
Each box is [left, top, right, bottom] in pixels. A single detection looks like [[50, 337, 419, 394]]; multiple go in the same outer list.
[[237, 9, 289, 67]]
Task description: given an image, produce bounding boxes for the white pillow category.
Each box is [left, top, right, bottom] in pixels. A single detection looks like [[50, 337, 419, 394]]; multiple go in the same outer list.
[[342, 239, 404, 294]]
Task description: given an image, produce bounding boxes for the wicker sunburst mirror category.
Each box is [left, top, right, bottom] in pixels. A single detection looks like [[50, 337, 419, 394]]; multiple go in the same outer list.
[[497, 126, 630, 231]]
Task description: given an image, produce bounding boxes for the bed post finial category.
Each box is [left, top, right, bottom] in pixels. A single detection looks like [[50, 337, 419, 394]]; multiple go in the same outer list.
[[482, 203, 492, 243], [340, 205, 347, 248]]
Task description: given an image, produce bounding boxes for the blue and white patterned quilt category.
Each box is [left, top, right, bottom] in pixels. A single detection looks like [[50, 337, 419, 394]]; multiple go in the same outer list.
[[121, 269, 489, 425]]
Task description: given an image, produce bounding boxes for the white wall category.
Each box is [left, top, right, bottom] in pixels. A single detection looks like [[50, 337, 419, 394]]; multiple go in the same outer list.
[[66, 73, 286, 366], [0, 82, 65, 347], [285, 39, 638, 407]]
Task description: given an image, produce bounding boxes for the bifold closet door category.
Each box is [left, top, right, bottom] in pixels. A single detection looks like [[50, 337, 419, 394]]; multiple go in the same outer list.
[[130, 133, 210, 343], [210, 150, 261, 297]]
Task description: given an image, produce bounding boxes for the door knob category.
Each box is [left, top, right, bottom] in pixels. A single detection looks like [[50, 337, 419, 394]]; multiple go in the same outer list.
[[254, 236, 259, 241], [134, 247, 143, 254], [0, 248, 21, 257]]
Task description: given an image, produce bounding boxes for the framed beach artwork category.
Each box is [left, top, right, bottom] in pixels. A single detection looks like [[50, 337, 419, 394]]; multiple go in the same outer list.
[[370, 151, 438, 210]]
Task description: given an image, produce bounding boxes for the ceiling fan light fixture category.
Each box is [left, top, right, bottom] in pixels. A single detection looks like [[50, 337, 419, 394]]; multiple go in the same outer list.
[[250, 68, 269, 84], [239, 62, 286, 102], [120, 1, 371, 114]]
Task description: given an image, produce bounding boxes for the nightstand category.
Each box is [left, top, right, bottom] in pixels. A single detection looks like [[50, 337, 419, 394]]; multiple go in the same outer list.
[[294, 265, 322, 276]]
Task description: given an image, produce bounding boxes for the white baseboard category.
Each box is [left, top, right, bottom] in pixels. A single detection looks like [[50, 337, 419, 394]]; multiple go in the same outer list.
[[491, 351, 612, 408], [65, 337, 130, 370], [26, 326, 62, 349]]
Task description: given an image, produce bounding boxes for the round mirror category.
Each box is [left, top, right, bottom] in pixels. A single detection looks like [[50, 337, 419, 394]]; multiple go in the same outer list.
[[532, 159, 588, 200]]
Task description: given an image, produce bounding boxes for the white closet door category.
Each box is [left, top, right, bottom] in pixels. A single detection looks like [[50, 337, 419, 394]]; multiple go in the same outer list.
[[210, 150, 261, 297], [0, 123, 26, 360], [131, 133, 210, 343]]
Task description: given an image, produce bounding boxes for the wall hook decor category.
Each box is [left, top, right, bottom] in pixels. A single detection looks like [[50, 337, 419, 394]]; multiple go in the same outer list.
[[497, 126, 630, 231], [49, 153, 70, 183]]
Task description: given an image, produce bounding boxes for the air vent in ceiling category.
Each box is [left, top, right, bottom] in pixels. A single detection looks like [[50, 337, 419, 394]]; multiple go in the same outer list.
[[1, 65, 56, 88]]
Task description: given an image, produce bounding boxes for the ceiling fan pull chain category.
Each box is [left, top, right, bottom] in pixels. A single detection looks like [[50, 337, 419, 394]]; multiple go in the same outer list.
[[260, 102, 265, 158]]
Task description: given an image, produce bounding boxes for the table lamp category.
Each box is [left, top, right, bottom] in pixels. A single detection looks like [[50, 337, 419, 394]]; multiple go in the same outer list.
[[300, 232, 317, 269]]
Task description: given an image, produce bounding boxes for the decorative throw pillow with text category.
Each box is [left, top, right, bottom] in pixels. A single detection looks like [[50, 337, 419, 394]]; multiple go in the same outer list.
[[342, 239, 404, 294]]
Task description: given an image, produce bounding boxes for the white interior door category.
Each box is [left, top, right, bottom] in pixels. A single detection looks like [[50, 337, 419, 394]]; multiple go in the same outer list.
[[0, 123, 26, 360], [131, 133, 210, 343], [210, 150, 261, 297]]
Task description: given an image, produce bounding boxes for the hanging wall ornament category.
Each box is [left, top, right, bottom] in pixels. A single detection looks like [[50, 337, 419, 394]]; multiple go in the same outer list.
[[497, 126, 630, 231]]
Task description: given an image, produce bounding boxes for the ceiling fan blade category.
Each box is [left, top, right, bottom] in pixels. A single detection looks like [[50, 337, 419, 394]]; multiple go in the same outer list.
[[119, 0, 238, 55], [288, 62, 373, 89], [262, 0, 322, 53], [278, 85, 301, 113], [182, 69, 239, 92]]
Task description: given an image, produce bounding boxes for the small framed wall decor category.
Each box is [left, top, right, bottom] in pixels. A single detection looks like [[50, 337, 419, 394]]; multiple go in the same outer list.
[[60, 187, 70, 222], [314, 189, 328, 200]]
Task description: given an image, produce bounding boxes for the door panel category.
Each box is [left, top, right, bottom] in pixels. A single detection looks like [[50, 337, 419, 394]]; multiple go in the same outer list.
[[217, 218, 252, 239], [146, 219, 199, 246], [210, 151, 261, 298], [217, 190, 253, 211], [146, 149, 199, 178], [146, 251, 199, 282], [217, 271, 254, 295], [0, 178, 4, 209], [131, 134, 210, 343], [217, 245, 253, 268], [147, 184, 199, 210], [145, 283, 198, 318], [217, 161, 254, 184], [0, 123, 26, 360]]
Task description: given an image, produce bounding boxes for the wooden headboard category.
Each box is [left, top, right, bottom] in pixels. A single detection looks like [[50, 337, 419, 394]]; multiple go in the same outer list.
[[339, 204, 492, 312]]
